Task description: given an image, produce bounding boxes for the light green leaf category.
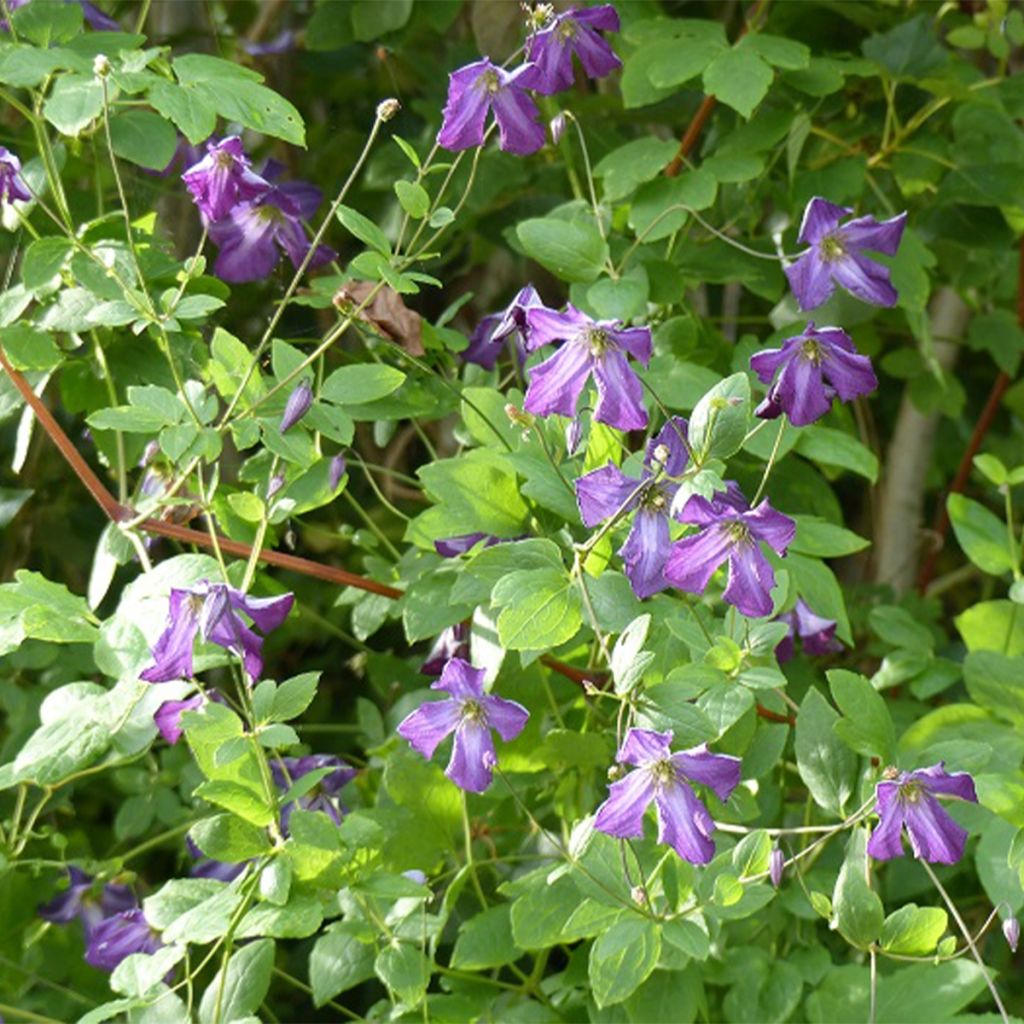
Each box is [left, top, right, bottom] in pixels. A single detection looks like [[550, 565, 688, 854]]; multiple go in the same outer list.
[[492, 567, 582, 650], [588, 914, 662, 1008], [517, 217, 609, 283]]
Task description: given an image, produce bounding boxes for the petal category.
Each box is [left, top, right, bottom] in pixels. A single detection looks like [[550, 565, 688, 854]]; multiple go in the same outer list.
[[620, 509, 670, 598], [490, 83, 546, 156], [867, 783, 906, 861], [593, 768, 656, 839], [482, 694, 529, 741], [785, 251, 836, 312], [745, 501, 796, 554], [593, 349, 648, 431], [447, 719, 496, 792], [723, 543, 777, 618], [154, 695, 203, 744], [671, 744, 742, 801], [831, 252, 898, 307], [617, 727, 674, 766], [493, 284, 543, 341], [904, 795, 969, 865], [434, 657, 486, 700], [663, 526, 732, 596], [438, 61, 492, 151], [434, 532, 492, 557], [654, 779, 717, 864], [140, 590, 200, 683], [523, 342, 594, 419], [575, 462, 638, 527], [913, 764, 978, 804], [397, 699, 461, 760], [820, 343, 878, 403], [772, 353, 833, 426], [210, 208, 281, 283], [796, 197, 852, 245], [463, 314, 503, 369], [573, 4, 621, 31], [610, 325, 652, 365], [521, 31, 573, 95], [570, 21, 622, 80], [749, 345, 789, 386], [646, 416, 689, 476], [841, 211, 907, 256], [85, 910, 161, 973], [229, 589, 294, 634], [524, 305, 590, 351]]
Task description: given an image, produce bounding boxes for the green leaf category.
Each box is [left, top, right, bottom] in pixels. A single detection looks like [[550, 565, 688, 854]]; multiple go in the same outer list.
[[829, 669, 896, 761], [194, 780, 275, 827], [394, 180, 429, 219], [452, 537, 564, 605], [833, 830, 883, 950], [703, 46, 773, 118], [197, 939, 274, 1024], [588, 914, 662, 1008], [592, 138, 678, 202], [43, 74, 103, 136], [321, 363, 405, 404], [795, 687, 856, 816], [270, 672, 320, 722], [189, 814, 272, 862], [11, 0, 82, 46], [517, 217, 609, 284], [794, 426, 879, 482], [237, 894, 324, 939], [956, 600, 1024, 656], [451, 905, 523, 970], [492, 567, 582, 650], [375, 943, 431, 1007], [336, 204, 391, 255], [791, 516, 870, 558], [869, 605, 934, 652], [629, 171, 718, 242], [87, 406, 169, 432], [880, 904, 948, 955], [351, 0, 413, 41], [948, 493, 1015, 575], [309, 924, 376, 1006], [0, 323, 61, 371], [147, 80, 217, 144], [0, 569, 98, 657], [688, 373, 751, 462], [108, 110, 178, 170], [610, 614, 654, 695], [743, 33, 810, 70], [21, 238, 72, 291], [963, 651, 1024, 726]]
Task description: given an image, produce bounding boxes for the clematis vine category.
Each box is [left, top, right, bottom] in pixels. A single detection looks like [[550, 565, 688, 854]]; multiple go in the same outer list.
[[140, 581, 294, 683], [750, 323, 877, 427], [786, 197, 907, 311], [867, 763, 978, 865], [0, 147, 31, 203], [523, 304, 652, 431], [775, 599, 843, 662], [397, 658, 528, 793], [575, 417, 689, 598], [522, 4, 622, 95], [39, 868, 136, 940], [271, 754, 358, 832], [181, 136, 269, 222], [594, 728, 741, 864], [438, 59, 546, 156], [463, 284, 543, 369], [664, 485, 795, 618]]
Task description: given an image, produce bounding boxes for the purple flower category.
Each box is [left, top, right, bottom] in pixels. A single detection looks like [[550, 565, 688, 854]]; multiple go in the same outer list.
[[785, 197, 907, 311], [140, 581, 294, 683], [1004, 917, 1020, 953], [434, 532, 499, 558], [280, 380, 313, 433], [0, 147, 31, 204], [329, 454, 347, 492], [523, 304, 652, 431], [575, 417, 689, 598], [463, 285, 543, 369], [421, 622, 470, 677], [242, 28, 296, 56], [750, 323, 877, 427], [769, 847, 785, 887], [521, 5, 621, 95], [867, 763, 978, 865], [270, 754, 358, 833], [38, 868, 136, 940], [85, 909, 162, 973], [664, 486, 795, 618], [154, 689, 225, 744], [775, 599, 843, 663], [593, 728, 740, 864], [185, 836, 247, 882], [182, 136, 269, 223], [207, 183, 335, 284], [397, 658, 528, 793], [438, 58, 546, 156]]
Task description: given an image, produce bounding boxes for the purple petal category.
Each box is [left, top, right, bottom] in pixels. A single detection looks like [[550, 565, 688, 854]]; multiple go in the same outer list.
[[749, 346, 788, 387], [490, 80, 546, 156], [209, 205, 281, 282], [620, 509, 670, 599], [229, 589, 294, 634], [434, 532, 491, 557], [793, 600, 841, 655], [140, 589, 200, 683], [438, 60, 492, 151], [433, 658, 486, 700], [831, 252, 898, 307], [573, 4, 622, 31], [671, 744, 742, 801], [482, 693, 529, 741], [785, 251, 836, 312], [617, 727, 674, 766], [39, 868, 91, 924], [796, 197, 851, 245], [463, 314, 503, 369], [593, 768, 656, 839], [723, 543, 777, 618], [523, 342, 594, 419], [913, 763, 978, 804], [569, 17, 622, 80], [575, 462, 638, 527], [745, 501, 796, 554], [524, 305, 591, 351], [663, 526, 732, 596], [610, 325, 652, 366], [85, 909, 161, 973], [903, 794, 969, 865], [867, 782, 906, 860], [654, 778, 717, 864], [154, 695, 203, 744], [397, 698, 461, 760], [420, 622, 470, 677], [645, 417, 689, 477], [593, 349, 648, 431], [819, 339, 878, 402], [769, 351, 833, 427], [841, 211, 907, 256], [447, 719, 496, 792]]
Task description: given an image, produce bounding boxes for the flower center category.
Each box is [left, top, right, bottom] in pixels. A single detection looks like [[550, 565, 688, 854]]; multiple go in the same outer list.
[[900, 779, 924, 803], [725, 520, 752, 545], [800, 337, 822, 365], [819, 233, 846, 262], [639, 483, 667, 512], [461, 698, 486, 724], [480, 69, 501, 95], [557, 17, 578, 41], [585, 327, 610, 356], [651, 758, 676, 787], [254, 203, 285, 224], [214, 149, 235, 169]]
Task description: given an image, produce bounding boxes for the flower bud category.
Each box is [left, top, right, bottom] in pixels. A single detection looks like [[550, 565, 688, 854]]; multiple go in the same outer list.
[[630, 885, 647, 907], [267, 473, 285, 500], [93, 54, 111, 78], [329, 454, 347, 492], [279, 380, 313, 433], [138, 440, 159, 468], [650, 443, 671, 469], [549, 112, 567, 145], [565, 417, 584, 456], [1004, 916, 1020, 953], [504, 403, 535, 429], [377, 98, 401, 122], [607, 763, 624, 782], [769, 847, 785, 888]]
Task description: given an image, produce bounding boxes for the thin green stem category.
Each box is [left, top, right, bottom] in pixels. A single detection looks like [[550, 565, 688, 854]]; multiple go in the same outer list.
[[752, 419, 787, 506], [462, 792, 488, 911]]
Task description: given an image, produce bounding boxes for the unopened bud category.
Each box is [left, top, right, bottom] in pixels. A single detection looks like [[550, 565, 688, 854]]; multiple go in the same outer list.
[[565, 417, 584, 456], [769, 847, 784, 888], [550, 112, 567, 145], [377, 98, 400, 122], [138, 440, 159, 468], [279, 380, 313, 433], [582, 678, 600, 696], [607, 763, 624, 782], [1004, 917, 1020, 953], [267, 473, 285, 500], [630, 885, 647, 906], [651, 443, 671, 469], [504, 403, 535, 429], [329, 454, 347, 492], [93, 54, 111, 78]]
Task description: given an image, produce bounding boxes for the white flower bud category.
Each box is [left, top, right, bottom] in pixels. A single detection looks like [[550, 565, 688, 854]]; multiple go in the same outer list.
[[93, 54, 111, 78], [377, 98, 400, 122]]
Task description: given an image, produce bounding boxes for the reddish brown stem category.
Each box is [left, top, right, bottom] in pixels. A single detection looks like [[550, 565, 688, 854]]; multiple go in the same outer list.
[[756, 704, 795, 726]]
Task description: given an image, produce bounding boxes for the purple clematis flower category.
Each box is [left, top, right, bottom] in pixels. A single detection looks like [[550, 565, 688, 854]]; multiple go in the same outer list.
[[0, 147, 31, 204], [154, 689, 226, 744], [664, 486, 795, 618], [270, 754, 358, 833], [523, 304, 652, 431], [207, 180, 335, 284], [785, 197, 907, 311], [593, 728, 740, 864], [140, 581, 294, 683], [867, 763, 978, 865], [576, 417, 689, 598], [438, 58, 546, 156], [182, 136, 269, 222], [521, 5, 622, 95], [434, 533, 500, 558], [750, 323, 877, 427], [421, 621, 471, 677], [775, 599, 843, 663], [280, 380, 313, 432], [463, 285, 543, 369], [329, 454, 347, 492], [39, 868, 136, 940], [397, 658, 528, 793], [85, 909, 162, 973]]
